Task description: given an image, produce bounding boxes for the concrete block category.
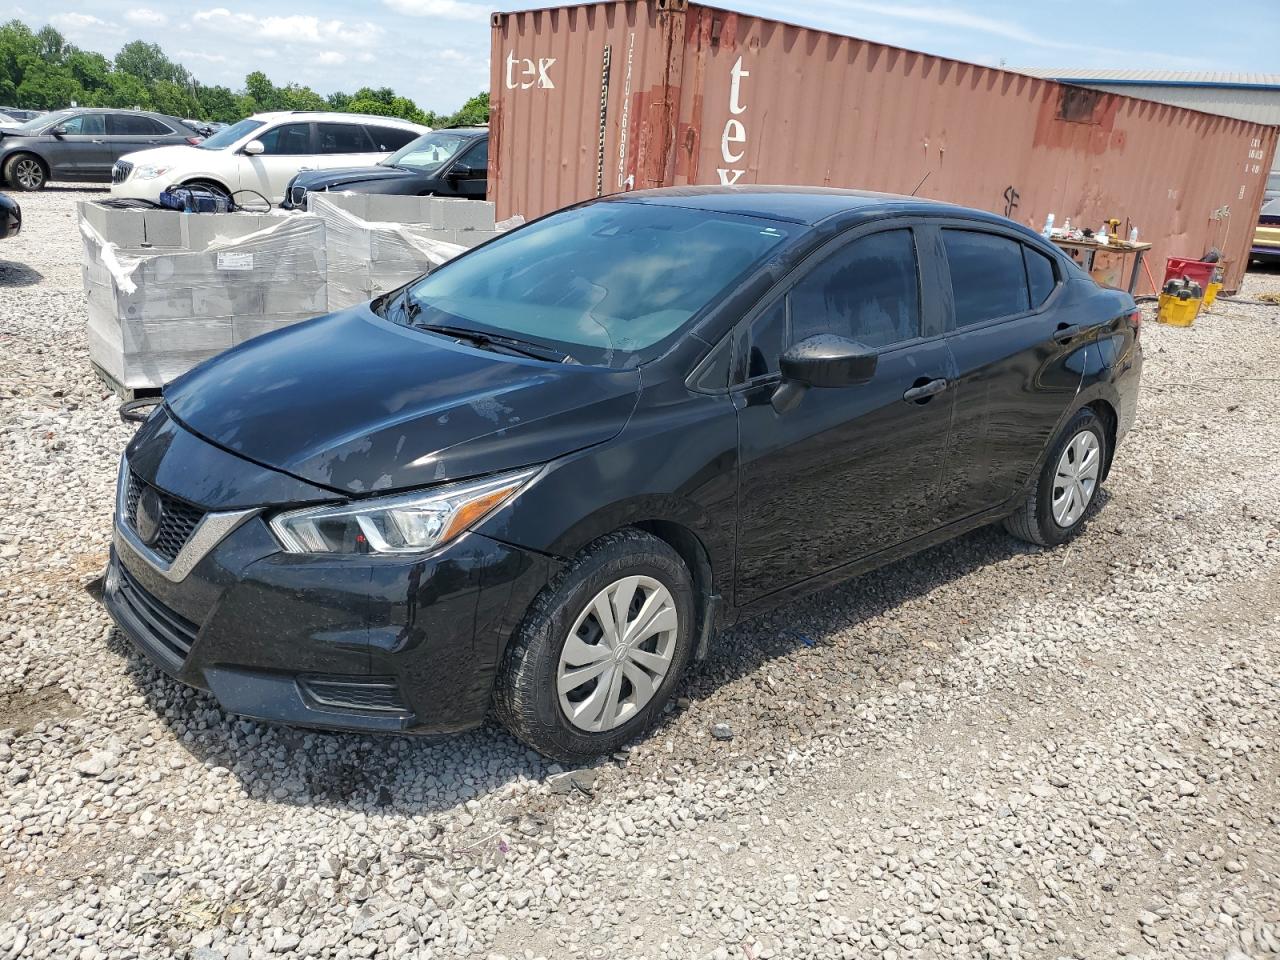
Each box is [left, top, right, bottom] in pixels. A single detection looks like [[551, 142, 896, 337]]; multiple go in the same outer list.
[[454, 229, 500, 249], [434, 198, 495, 230], [141, 211, 184, 248]]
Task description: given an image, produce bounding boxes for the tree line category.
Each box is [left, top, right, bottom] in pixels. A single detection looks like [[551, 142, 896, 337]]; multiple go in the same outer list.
[[0, 19, 488, 127]]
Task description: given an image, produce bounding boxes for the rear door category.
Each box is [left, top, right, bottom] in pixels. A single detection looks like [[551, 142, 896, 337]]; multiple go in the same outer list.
[[933, 224, 1088, 521], [105, 114, 180, 163], [732, 223, 955, 603], [315, 121, 381, 170], [237, 121, 314, 201], [46, 113, 111, 178]]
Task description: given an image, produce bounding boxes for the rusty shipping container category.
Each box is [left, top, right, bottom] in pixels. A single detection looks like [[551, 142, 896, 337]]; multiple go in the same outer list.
[[489, 0, 1277, 291]]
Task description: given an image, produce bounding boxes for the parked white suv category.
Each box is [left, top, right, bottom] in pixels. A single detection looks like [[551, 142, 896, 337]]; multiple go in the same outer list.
[[109, 112, 429, 205]]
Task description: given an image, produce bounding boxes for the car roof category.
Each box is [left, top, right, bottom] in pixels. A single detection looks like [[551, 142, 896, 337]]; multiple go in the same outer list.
[[251, 112, 425, 128], [609, 185, 969, 226]]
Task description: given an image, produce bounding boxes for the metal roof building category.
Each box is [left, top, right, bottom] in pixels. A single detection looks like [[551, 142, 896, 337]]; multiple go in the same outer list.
[[1017, 70, 1280, 197]]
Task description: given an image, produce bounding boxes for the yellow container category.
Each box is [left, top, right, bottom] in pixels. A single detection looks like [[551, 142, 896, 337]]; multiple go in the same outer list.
[[1157, 292, 1201, 327], [1203, 281, 1223, 307]]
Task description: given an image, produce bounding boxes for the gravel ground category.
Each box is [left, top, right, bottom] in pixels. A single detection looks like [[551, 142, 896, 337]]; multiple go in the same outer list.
[[1, 186, 1279, 960]]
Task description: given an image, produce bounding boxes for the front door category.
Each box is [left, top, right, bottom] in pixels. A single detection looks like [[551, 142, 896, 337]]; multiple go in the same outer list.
[[438, 138, 488, 200], [46, 113, 112, 179], [733, 226, 955, 604], [238, 121, 314, 202]]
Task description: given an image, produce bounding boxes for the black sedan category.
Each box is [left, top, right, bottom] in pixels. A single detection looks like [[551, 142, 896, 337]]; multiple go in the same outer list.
[[1, 108, 201, 190], [0, 192, 18, 238], [281, 127, 487, 209], [103, 186, 1141, 761]]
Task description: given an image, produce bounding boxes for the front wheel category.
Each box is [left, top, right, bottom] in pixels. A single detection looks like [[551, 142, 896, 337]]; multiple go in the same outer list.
[[4, 154, 46, 191], [1005, 407, 1107, 547], [495, 530, 696, 762]]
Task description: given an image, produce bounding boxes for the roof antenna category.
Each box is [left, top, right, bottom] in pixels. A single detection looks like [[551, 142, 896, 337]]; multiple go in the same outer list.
[[910, 171, 931, 197]]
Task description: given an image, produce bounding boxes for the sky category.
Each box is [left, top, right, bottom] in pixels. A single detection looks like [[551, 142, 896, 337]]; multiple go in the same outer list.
[[16, 0, 1280, 114]]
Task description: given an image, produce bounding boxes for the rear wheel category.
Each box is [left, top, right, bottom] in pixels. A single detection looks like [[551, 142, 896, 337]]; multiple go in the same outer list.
[[495, 530, 696, 762], [4, 153, 46, 191], [1004, 407, 1107, 547]]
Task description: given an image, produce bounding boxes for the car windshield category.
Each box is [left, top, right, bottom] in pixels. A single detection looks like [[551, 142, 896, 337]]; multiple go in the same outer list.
[[398, 202, 790, 368], [196, 118, 265, 150], [16, 109, 71, 133], [383, 132, 471, 171]]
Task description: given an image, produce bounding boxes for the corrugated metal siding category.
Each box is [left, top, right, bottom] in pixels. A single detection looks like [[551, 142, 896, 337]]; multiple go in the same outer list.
[[1017, 68, 1280, 88], [490, 1, 1279, 290]]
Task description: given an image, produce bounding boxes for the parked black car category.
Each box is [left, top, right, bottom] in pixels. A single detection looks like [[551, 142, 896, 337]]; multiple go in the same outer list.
[[281, 127, 487, 209], [1, 108, 201, 190], [103, 186, 1142, 761], [0, 192, 19, 238]]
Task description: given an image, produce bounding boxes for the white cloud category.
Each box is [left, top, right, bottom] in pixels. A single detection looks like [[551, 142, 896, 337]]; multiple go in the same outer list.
[[316, 51, 347, 65], [50, 12, 123, 35], [193, 8, 383, 48], [125, 8, 168, 26], [176, 49, 227, 64], [382, 0, 488, 23]]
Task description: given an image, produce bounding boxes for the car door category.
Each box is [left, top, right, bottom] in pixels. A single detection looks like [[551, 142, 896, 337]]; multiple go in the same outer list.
[[439, 137, 488, 199], [315, 121, 380, 171], [932, 224, 1089, 522], [238, 121, 314, 201], [46, 113, 111, 178], [732, 224, 955, 604], [105, 114, 178, 164]]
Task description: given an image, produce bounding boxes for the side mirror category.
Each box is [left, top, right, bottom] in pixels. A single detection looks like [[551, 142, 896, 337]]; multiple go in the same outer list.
[[772, 334, 877, 413], [447, 163, 473, 179], [242, 139, 265, 156], [50, 125, 68, 137]]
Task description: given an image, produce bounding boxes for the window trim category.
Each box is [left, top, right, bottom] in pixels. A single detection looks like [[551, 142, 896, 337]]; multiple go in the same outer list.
[[722, 220, 940, 392], [934, 219, 1065, 335]]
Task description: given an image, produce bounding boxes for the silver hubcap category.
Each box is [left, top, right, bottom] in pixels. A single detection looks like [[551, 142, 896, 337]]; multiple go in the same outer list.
[[557, 575, 678, 732], [1052, 430, 1101, 527], [16, 158, 42, 189]]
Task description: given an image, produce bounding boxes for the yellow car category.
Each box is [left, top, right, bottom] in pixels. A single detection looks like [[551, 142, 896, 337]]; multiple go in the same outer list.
[[1254, 198, 1280, 264]]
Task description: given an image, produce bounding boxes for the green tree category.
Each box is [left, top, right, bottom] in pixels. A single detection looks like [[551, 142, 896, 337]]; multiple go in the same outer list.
[[99, 70, 149, 109], [14, 58, 82, 108], [114, 40, 188, 87]]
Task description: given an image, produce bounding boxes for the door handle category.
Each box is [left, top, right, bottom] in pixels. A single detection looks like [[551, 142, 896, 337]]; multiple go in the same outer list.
[[903, 378, 949, 403], [1053, 323, 1086, 343], [91, 139, 105, 144]]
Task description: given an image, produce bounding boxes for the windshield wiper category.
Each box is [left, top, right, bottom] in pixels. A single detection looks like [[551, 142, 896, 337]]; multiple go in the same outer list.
[[414, 322, 569, 363]]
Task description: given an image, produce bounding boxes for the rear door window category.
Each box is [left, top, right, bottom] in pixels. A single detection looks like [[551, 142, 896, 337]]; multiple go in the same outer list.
[[256, 123, 313, 155], [942, 230, 1031, 328], [457, 137, 488, 172], [365, 125, 418, 151], [317, 123, 374, 154], [108, 115, 172, 136], [1024, 245, 1058, 307]]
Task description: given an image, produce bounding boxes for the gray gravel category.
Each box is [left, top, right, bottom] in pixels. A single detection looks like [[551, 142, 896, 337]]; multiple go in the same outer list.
[[2, 186, 1279, 960]]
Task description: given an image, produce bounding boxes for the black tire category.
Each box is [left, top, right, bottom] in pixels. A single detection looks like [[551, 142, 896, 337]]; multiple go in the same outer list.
[[183, 179, 233, 203], [1005, 407, 1107, 547], [4, 153, 46, 191], [494, 529, 696, 762]]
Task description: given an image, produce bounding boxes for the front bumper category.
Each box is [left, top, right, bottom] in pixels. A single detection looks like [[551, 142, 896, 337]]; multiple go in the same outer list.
[[108, 176, 166, 203], [104, 452, 559, 734]]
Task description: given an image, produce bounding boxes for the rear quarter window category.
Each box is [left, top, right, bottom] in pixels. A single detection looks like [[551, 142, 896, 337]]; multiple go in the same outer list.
[[943, 230, 1031, 328], [1024, 245, 1058, 307]]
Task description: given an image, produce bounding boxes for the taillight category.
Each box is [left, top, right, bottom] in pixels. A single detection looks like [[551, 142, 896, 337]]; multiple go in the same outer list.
[[1129, 308, 1141, 341], [186, 136, 203, 145]]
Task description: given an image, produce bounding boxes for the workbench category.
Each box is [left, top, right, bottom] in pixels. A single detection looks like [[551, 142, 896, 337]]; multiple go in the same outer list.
[[1050, 237, 1153, 295]]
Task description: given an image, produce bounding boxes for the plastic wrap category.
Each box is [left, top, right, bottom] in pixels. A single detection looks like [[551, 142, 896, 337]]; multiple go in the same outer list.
[[78, 202, 326, 391], [309, 195, 475, 310]]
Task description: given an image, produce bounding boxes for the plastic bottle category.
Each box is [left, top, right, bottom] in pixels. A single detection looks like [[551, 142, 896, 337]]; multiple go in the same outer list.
[[1042, 213, 1055, 238], [1129, 226, 1139, 244], [1097, 223, 1109, 245], [1062, 218, 1072, 235]]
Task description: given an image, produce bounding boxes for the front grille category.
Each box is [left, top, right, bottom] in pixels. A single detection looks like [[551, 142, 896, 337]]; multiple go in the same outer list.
[[126, 471, 205, 563], [114, 560, 198, 665], [112, 161, 133, 185], [299, 677, 410, 715], [288, 184, 307, 207]]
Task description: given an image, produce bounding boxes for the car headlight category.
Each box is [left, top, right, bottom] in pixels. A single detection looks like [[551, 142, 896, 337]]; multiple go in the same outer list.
[[269, 468, 538, 555], [134, 164, 173, 180]]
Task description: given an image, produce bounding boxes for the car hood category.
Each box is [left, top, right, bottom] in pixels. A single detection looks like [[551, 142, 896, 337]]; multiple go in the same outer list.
[[293, 165, 418, 190], [163, 306, 641, 498], [119, 144, 201, 166]]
